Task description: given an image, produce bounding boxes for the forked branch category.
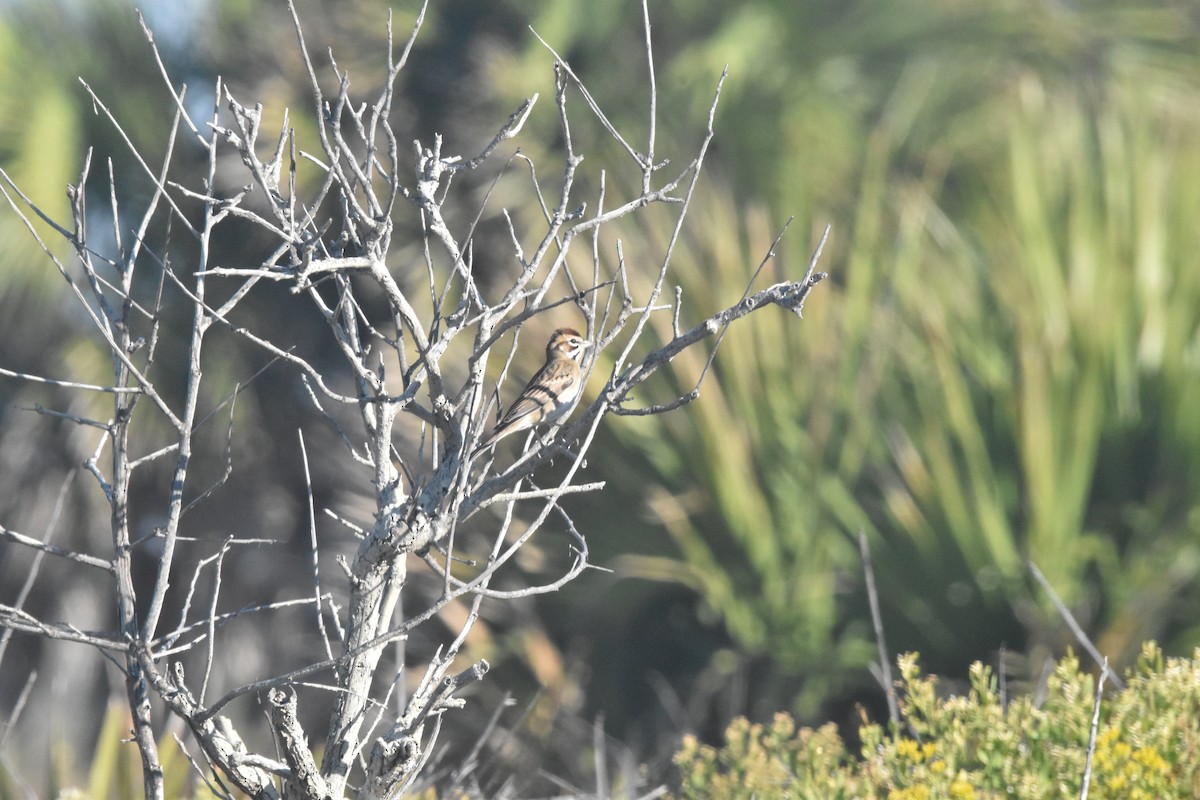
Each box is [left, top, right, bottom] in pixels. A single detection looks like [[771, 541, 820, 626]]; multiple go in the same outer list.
[[0, 1, 825, 797]]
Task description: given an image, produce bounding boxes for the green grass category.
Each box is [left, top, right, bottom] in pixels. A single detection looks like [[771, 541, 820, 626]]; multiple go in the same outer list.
[[575, 1, 1200, 705]]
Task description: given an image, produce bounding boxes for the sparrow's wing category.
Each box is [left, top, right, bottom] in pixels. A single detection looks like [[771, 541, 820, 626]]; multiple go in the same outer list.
[[496, 360, 572, 428], [474, 359, 580, 455]]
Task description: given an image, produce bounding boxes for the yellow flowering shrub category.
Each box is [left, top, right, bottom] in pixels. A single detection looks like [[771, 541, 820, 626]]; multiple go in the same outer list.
[[674, 642, 1200, 799]]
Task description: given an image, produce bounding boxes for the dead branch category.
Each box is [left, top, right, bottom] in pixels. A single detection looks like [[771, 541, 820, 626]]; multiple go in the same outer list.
[[0, 0, 825, 797]]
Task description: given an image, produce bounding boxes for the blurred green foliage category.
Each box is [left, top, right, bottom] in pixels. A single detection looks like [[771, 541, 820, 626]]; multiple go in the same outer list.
[[482, 0, 1200, 733], [0, 701, 217, 800], [674, 641, 1200, 799]]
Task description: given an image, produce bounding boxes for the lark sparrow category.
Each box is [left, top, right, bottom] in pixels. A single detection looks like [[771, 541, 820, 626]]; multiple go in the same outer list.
[[473, 328, 590, 456]]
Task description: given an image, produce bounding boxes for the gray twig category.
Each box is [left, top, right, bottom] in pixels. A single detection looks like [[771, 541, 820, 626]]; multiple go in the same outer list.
[[860, 531, 900, 728], [1029, 561, 1125, 690], [1079, 657, 1109, 800]]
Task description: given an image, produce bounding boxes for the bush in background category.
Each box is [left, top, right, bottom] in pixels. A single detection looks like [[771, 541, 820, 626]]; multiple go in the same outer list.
[[675, 641, 1200, 799]]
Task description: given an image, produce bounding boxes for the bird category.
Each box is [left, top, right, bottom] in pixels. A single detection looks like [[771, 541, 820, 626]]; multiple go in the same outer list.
[[473, 327, 590, 457]]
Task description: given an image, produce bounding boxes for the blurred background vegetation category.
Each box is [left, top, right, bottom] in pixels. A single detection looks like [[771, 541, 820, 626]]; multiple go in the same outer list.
[[2, 0, 1200, 794]]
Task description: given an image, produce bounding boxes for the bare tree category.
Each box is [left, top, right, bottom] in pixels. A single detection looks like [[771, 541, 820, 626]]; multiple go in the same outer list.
[[0, 1, 824, 797]]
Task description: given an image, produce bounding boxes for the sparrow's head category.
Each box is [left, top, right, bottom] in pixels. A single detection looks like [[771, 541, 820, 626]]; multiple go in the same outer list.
[[547, 328, 590, 362]]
